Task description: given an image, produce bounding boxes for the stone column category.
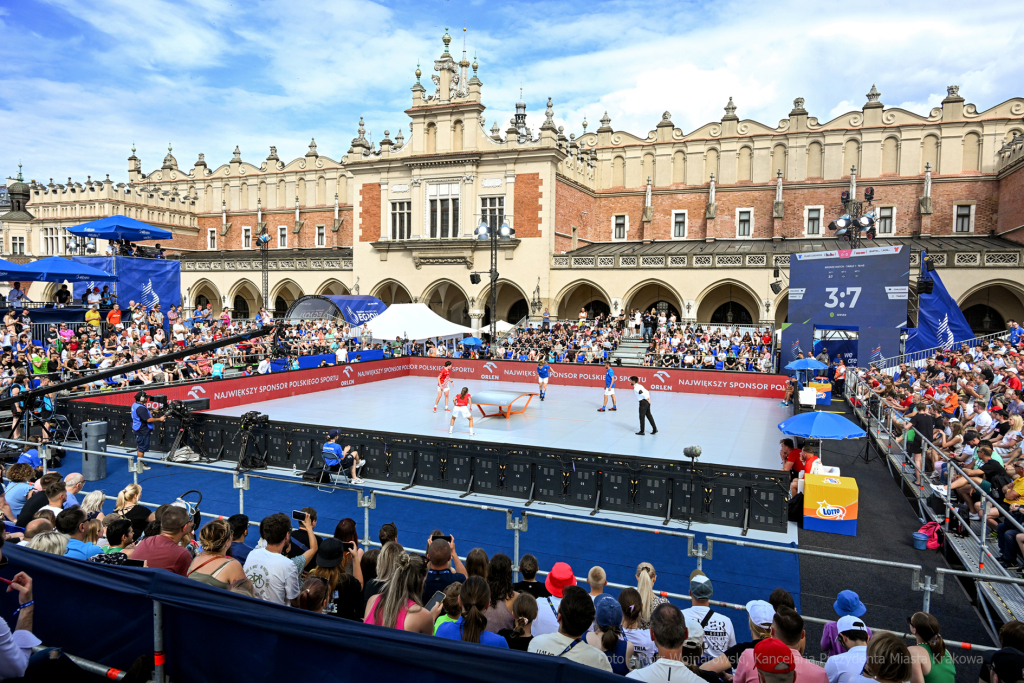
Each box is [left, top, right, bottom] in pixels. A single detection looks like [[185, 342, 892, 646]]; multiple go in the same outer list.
[[469, 311, 483, 331]]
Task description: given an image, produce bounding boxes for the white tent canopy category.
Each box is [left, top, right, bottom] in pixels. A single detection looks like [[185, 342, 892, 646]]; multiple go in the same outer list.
[[365, 303, 475, 341], [495, 320, 516, 333]]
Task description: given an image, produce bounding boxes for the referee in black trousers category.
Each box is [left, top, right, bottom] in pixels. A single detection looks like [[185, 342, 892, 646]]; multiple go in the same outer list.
[[629, 376, 658, 435]]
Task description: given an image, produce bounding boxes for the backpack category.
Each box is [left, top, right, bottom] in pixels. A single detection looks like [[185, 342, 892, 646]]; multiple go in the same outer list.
[[917, 521, 944, 550]]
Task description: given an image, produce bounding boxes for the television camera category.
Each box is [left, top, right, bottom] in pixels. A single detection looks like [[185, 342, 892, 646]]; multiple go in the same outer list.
[[235, 411, 271, 472]]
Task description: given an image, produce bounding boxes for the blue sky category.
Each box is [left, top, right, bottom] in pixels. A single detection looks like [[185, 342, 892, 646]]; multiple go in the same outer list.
[[2, 0, 1023, 183]]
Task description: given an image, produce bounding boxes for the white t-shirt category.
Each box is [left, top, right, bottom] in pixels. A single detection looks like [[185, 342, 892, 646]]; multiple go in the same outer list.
[[634, 384, 651, 401], [681, 606, 736, 659], [528, 631, 613, 672], [824, 645, 867, 683], [972, 411, 994, 432], [623, 627, 656, 668], [531, 595, 562, 636], [243, 548, 300, 604], [627, 658, 706, 683], [257, 359, 271, 374]]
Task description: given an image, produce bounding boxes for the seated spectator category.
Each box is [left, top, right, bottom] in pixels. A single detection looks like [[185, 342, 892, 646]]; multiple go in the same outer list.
[[63, 472, 85, 508], [379, 522, 398, 546], [103, 518, 136, 557], [620, 588, 656, 668], [26, 531, 67, 555], [187, 519, 247, 589], [22, 519, 53, 541], [131, 505, 193, 576], [637, 562, 669, 630], [37, 481, 66, 519], [980, 621, 1024, 683], [292, 577, 330, 613], [513, 554, 551, 599], [422, 536, 467, 602], [285, 507, 321, 570], [861, 632, 912, 683], [465, 547, 488, 579], [484, 553, 517, 633], [733, 606, 827, 683], [364, 553, 439, 634], [532, 561, 576, 637], [626, 603, 701, 682], [15, 439, 42, 469], [55, 507, 103, 560], [588, 565, 607, 599], [368, 541, 406, 601], [113, 484, 152, 542], [821, 590, 871, 657], [824, 615, 869, 683], [587, 594, 635, 674], [907, 612, 955, 683], [244, 513, 316, 604], [79, 490, 106, 521], [682, 570, 736, 660], [227, 514, 253, 563], [311, 538, 364, 620], [702, 600, 774, 675], [434, 582, 463, 634], [528, 585, 612, 671], [0, 534, 38, 679], [435, 575, 509, 648], [498, 592, 538, 651], [3, 464, 34, 520]]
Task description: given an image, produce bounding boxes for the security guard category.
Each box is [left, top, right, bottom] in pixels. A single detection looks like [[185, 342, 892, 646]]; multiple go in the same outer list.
[[131, 391, 166, 471]]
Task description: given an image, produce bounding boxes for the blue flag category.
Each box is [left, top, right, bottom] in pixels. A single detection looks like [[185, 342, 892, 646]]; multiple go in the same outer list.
[[906, 251, 974, 353], [72, 256, 181, 330]]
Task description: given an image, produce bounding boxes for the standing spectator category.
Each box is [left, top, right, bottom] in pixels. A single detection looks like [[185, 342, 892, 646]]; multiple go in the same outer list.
[[244, 513, 316, 604], [586, 594, 635, 674], [626, 603, 703, 682], [532, 561, 576, 637], [683, 570, 736, 660], [821, 590, 871, 657], [733, 606, 827, 683], [588, 566, 607, 599], [435, 576, 509, 648], [54, 284, 71, 307], [364, 554, 439, 634], [498, 592, 538, 651], [132, 506, 193, 576], [227, 514, 253, 563], [513, 554, 551, 599], [907, 613, 955, 683], [529, 585, 613, 672], [422, 536, 468, 602], [636, 562, 669, 630], [56, 507, 103, 560], [823, 616, 869, 683], [861, 633, 912, 683]]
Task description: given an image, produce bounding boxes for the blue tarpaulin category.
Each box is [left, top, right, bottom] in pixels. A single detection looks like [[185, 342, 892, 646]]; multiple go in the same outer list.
[[72, 257, 181, 328], [284, 295, 386, 326]]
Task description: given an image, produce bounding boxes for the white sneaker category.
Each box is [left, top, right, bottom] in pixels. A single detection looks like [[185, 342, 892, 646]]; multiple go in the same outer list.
[[352, 478, 365, 484], [449, 428, 453, 434], [469, 431, 476, 436], [970, 513, 981, 521]]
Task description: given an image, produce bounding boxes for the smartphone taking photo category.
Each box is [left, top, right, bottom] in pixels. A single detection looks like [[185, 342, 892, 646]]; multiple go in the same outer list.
[[291, 510, 307, 522]]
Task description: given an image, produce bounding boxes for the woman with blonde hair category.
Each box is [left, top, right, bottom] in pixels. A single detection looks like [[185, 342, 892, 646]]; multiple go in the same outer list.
[[863, 632, 913, 683], [364, 553, 440, 634], [908, 612, 955, 683], [635, 562, 667, 630], [113, 484, 151, 540], [186, 519, 246, 590], [80, 490, 106, 521], [26, 531, 68, 556]]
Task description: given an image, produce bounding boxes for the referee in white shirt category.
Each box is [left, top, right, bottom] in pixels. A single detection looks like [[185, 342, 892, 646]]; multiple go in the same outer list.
[[629, 376, 658, 435]]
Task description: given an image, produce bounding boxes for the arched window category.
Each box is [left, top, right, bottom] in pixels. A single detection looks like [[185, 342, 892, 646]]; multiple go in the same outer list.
[[453, 120, 464, 152], [205, 185, 213, 213], [771, 144, 787, 179], [426, 123, 437, 153], [240, 183, 249, 211], [233, 295, 250, 320], [612, 157, 625, 187], [922, 135, 939, 173], [737, 147, 753, 182], [641, 154, 655, 186], [882, 137, 899, 175], [297, 178, 305, 207], [317, 176, 327, 205], [962, 132, 981, 172], [672, 151, 685, 184], [277, 179, 286, 208], [704, 149, 719, 182], [259, 181, 267, 205], [843, 140, 860, 174]]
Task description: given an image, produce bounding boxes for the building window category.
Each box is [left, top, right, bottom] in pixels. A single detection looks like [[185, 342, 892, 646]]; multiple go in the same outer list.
[[736, 209, 753, 238], [672, 211, 687, 239], [481, 196, 504, 232], [427, 182, 460, 239], [316, 225, 326, 247], [391, 201, 411, 240], [612, 215, 628, 241], [278, 225, 288, 248], [954, 204, 974, 233], [805, 207, 821, 236], [10, 236, 25, 255], [242, 226, 252, 249], [43, 226, 69, 254], [207, 228, 217, 250], [877, 206, 894, 234]]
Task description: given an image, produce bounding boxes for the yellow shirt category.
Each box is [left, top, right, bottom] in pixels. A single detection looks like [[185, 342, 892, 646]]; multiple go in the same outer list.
[[1004, 477, 1024, 505], [85, 309, 100, 327]]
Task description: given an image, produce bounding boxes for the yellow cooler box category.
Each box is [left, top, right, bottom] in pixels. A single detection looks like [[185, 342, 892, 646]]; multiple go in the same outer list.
[[802, 474, 858, 536]]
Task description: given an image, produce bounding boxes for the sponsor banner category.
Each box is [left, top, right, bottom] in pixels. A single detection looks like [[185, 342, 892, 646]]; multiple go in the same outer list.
[[73, 357, 787, 410]]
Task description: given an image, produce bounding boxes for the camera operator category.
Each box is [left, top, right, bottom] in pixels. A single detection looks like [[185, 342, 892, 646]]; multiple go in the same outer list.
[[323, 429, 364, 484], [131, 391, 166, 471]]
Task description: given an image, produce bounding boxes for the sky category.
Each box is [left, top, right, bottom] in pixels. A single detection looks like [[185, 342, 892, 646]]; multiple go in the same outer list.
[[2, 0, 1023, 183]]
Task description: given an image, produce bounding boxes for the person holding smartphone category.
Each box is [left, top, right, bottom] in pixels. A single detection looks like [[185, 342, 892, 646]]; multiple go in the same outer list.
[[422, 533, 468, 603]]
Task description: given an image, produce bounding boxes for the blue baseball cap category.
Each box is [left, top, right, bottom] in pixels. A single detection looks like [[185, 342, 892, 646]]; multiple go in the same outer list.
[[594, 594, 622, 629], [833, 590, 866, 617], [328, 429, 341, 439]]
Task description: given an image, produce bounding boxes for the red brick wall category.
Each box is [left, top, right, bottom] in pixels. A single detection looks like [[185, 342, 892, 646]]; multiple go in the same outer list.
[[359, 183, 381, 242], [515, 173, 543, 238], [998, 163, 1024, 244], [189, 209, 352, 251], [554, 177, 597, 247], [570, 177, 1000, 242], [554, 233, 572, 252]]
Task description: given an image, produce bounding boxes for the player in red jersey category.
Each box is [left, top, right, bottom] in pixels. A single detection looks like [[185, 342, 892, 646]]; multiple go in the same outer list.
[[449, 387, 476, 436], [434, 360, 454, 412]]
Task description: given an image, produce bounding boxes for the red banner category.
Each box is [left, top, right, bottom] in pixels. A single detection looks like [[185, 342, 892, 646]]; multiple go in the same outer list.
[[74, 357, 786, 410]]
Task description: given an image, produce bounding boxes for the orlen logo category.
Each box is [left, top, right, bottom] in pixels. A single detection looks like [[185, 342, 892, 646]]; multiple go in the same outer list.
[[814, 500, 847, 520], [343, 366, 353, 377], [481, 361, 499, 380], [187, 385, 207, 400], [653, 371, 671, 383]]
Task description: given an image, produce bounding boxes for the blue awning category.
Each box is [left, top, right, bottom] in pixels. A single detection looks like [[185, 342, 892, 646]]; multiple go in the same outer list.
[[67, 215, 173, 241]]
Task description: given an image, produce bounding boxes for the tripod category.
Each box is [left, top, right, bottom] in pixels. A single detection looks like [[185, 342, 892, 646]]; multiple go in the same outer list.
[[234, 426, 267, 472], [166, 417, 213, 463]]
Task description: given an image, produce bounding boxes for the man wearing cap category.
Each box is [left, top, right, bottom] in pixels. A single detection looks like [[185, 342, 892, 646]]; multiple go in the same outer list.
[[531, 561, 577, 637], [824, 616, 869, 683], [130, 390, 165, 471], [322, 429, 364, 484], [702, 600, 776, 675], [981, 636, 1024, 683], [529, 585, 612, 671], [627, 603, 705, 682], [752, 638, 797, 683], [682, 570, 736, 660], [734, 606, 828, 683]]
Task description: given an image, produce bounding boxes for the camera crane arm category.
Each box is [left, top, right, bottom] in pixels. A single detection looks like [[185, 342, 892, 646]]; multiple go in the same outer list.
[[0, 325, 277, 410]]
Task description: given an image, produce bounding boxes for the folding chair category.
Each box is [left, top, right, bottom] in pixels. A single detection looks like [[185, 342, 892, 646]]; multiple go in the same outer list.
[[50, 413, 79, 445]]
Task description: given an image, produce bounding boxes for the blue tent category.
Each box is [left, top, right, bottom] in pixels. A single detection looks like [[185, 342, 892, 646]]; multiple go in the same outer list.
[[66, 215, 173, 241], [16, 256, 118, 283], [778, 412, 866, 440]]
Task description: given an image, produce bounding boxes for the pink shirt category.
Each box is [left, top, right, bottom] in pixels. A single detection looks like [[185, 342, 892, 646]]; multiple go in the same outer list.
[[365, 595, 416, 630], [734, 645, 828, 683]]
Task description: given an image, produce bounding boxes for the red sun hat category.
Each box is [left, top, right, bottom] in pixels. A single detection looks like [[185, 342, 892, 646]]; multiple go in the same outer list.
[[544, 561, 576, 598]]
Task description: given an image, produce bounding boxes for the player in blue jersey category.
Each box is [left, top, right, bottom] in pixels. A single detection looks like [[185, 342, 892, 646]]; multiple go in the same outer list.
[[598, 361, 618, 412], [536, 360, 551, 401]]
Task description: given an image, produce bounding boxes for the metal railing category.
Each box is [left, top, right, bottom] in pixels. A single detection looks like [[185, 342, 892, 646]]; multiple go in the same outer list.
[[18, 431, 1001, 650], [873, 330, 1010, 371], [641, 353, 773, 372]]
